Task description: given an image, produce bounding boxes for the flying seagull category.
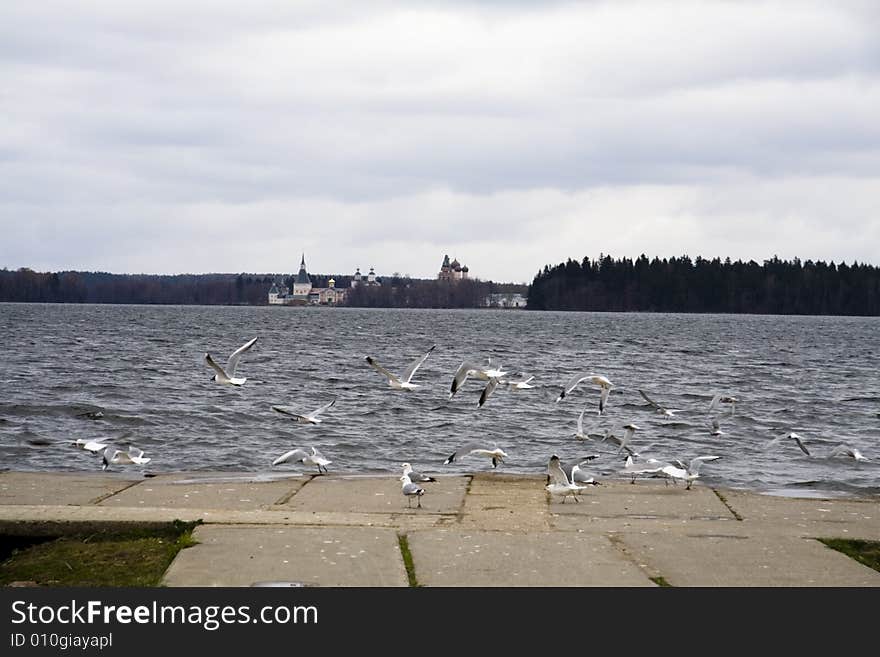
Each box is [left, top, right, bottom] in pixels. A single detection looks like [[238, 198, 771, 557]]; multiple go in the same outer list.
[[602, 423, 641, 455], [271, 398, 336, 425], [272, 446, 332, 473], [766, 432, 811, 456], [556, 373, 614, 413], [709, 393, 738, 415], [478, 373, 536, 408], [827, 445, 869, 462], [401, 462, 437, 483], [620, 455, 667, 484], [400, 474, 426, 508], [449, 360, 509, 399], [205, 337, 258, 386], [639, 389, 680, 417], [365, 345, 436, 390], [709, 418, 725, 437], [102, 446, 151, 471], [661, 456, 722, 490], [444, 442, 508, 469]]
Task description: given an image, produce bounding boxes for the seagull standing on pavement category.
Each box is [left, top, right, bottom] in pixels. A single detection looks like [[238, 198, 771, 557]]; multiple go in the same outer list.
[[400, 474, 425, 508], [661, 456, 722, 490], [546, 455, 592, 503]]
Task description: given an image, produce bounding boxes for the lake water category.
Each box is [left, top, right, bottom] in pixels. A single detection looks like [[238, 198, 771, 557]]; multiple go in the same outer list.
[[1, 303, 878, 498]]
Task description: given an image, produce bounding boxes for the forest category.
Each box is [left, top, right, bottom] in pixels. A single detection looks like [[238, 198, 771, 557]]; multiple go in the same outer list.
[[526, 255, 880, 315], [0, 268, 526, 308]]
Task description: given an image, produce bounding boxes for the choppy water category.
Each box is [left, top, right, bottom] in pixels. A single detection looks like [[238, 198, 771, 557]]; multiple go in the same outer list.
[[1, 303, 878, 498]]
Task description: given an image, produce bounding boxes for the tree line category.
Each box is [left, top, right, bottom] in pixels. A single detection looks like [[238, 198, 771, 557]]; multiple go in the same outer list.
[[0, 268, 527, 308], [526, 255, 880, 315]]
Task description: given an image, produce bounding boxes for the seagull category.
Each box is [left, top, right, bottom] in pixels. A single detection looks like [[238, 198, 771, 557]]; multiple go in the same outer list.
[[709, 393, 738, 415], [766, 432, 811, 456], [709, 418, 725, 437], [444, 442, 508, 469], [556, 372, 614, 413], [449, 360, 509, 399], [477, 376, 501, 408], [102, 446, 151, 471], [574, 405, 604, 441], [503, 375, 535, 390], [400, 474, 425, 508], [545, 455, 592, 503], [639, 389, 680, 417], [661, 456, 722, 490], [562, 455, 601, 485], [620, 455, 668, 483], [365, 345, 436, 390], [271, 398, 336, 425], [205, 337, 258, 386], [602, 423, 641, 455], [271, 446, 332, 473], [827, 445, 869, 462], [72, 438, 110, 453], [401, 462, 437, 483]]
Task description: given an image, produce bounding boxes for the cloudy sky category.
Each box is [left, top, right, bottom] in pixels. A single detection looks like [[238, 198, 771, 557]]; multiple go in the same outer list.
[[2, 1, 878, 283]]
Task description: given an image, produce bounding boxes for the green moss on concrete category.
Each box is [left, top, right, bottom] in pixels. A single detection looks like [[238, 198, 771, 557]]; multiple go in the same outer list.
[[0, 520, 199, 587], [818, 538, 880, 573], [397, 533, 420, 588], [649, 575, 673, 587]]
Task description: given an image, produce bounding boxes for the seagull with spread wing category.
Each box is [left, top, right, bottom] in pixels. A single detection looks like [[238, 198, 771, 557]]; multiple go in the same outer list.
[[271, 398, 336, 425], [639, 389, 680, 417], [205, 337, 258, 386], [365, 345, 436, 390]]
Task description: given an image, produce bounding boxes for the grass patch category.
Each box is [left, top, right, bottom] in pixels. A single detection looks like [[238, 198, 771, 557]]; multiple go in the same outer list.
[[0, 520, 200, 587], [397, 534, 420, 588], [818, 538, 880, 573], [649, 575, 673, 587]]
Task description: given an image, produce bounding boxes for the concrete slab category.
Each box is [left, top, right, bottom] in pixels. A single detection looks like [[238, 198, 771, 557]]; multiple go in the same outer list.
[[283, 475, 467, 514], [407, 529, 654, 587], [549, 480, 737, 520], [722, 490, 879, 528], [459, 473, 550, 531], [619, 532, 880, 586], [0, 471, 140, 506], [98, 474, 305, 510], [162, 525, 408, 587]]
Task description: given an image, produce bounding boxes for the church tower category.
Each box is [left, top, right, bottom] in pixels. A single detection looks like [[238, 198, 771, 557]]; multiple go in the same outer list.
[[293, 254, 312, 298]]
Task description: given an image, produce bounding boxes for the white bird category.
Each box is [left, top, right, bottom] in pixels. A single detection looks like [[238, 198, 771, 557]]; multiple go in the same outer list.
[[449, 359, 509, 399], [639, 389, 680, 417], [556, 372, 614, 414], [620, 455, 667, 483], [205, 337, 258, 386], [272, 446, 332, 473], [827, 445, 869, 462], [102, 446, 151, 471], [562, 455, 601, 485], [444, 442, 508, 469], [766, 432, 811, 456], [400, 474, 425, 508], [506, 375, 535, 390], [271, 398, 336, 425], [661, 456, 722, 490], [709, 393, 738, 415], [72, 438, 110, 453], [709, 418, 725, 437], [477, 376, 501, 408], [574, 405, 605, 441], [365, 345, 436, 390], [401, 462, 437, 483], [545, 455, 592, 503], [602, 423, 641, 455]]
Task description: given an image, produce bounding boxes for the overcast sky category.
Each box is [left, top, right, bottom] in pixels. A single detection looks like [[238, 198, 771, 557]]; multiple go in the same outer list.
[[2, 1, 878, 283]]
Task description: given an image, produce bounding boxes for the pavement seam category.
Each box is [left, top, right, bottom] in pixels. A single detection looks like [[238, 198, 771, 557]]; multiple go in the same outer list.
[[454, 475, 473, 524], [397, 533, 420, 587], [272, 476, 315, 506], [88, 479, 146, 506], [711, 488, 744, 521], [606, 532, 667, 586]]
